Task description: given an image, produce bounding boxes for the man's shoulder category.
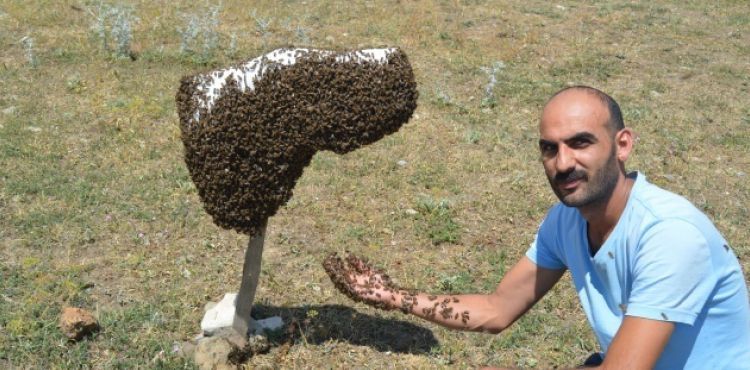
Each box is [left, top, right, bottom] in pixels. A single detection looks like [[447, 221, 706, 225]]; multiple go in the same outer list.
[[544, 202, 580, 221], [628, 173, 723, 245], [539, 203, 583, 234], [630, 175, 704, 223]]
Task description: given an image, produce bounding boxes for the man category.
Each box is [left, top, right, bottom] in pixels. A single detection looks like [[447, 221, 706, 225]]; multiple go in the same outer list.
[[325, 86, 750, 369]]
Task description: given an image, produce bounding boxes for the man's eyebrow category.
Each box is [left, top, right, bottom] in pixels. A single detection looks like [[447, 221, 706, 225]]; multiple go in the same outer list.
[[565, 132, 597, 143], [538, 132, 597, 146], [538, 138, 555, 147]]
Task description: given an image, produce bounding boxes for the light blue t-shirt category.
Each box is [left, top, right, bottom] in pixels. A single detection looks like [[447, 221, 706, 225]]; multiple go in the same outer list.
[[526, 172, 750, 369]]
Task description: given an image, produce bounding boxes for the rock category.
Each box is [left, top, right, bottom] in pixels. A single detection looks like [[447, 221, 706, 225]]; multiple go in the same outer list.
[[253, 316, 284, 333], [194, 328, 270, 369], [201, 294, 237, 335], [59, 307, 99, 341], [211, 327, 248, 348], [173, 340, 196, 359], [2, 106, 17, 115], [194, 335, 236, 370], [201, 293, 284, 335]]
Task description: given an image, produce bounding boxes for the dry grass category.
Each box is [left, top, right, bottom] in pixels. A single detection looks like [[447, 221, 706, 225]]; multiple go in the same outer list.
[[1, 0, 748, 368]]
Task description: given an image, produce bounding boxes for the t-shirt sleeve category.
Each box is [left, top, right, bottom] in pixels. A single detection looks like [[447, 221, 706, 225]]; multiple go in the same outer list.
[[625, 219, 716, 325], [525, 207, 567, 270]]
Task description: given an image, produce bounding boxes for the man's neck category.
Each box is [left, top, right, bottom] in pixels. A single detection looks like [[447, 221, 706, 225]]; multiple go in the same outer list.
[[580, 173, 635, 253]]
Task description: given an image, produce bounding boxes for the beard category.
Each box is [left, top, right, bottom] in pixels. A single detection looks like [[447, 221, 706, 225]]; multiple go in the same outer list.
[[547, 148, 620, 208]]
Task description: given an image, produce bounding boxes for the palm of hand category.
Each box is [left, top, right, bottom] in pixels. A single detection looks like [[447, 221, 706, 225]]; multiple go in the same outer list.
[[323, 253, 398, 310]]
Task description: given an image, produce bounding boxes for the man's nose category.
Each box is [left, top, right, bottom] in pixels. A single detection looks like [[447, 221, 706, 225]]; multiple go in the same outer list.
[[555, 145, 575, 173]]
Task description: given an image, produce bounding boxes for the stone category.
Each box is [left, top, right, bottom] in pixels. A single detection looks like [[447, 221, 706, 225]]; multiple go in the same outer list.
[[201, 293, 238, 335], [194, 328, 271, 369], [194, 335, 235, 370], [201, 293, 284, 336], [59, 307, 99, 341], [252, 316, 284, 333], [173, 340, 196, 359]]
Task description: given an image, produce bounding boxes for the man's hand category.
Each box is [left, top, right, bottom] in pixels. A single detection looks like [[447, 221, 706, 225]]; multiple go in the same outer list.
[[323, 252, 407, 311]]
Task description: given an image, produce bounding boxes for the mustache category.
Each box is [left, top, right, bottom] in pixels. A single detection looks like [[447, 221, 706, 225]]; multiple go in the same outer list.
[[554, 170, 586, 183]]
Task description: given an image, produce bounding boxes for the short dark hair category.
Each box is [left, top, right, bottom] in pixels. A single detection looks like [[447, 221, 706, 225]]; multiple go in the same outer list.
[[550, 86, 624, 132]]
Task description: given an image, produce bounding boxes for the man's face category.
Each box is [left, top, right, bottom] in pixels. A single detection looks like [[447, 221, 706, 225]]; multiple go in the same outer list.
[[539, 92, 620, 208]]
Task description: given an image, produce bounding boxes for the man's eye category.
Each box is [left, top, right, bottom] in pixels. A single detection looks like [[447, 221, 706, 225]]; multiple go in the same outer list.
[[540, 144, 557, 155], [570, 140, 590, 148]]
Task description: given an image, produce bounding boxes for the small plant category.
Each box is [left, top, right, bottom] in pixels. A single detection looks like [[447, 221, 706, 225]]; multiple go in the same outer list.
[[250, 9, 273, 37], [433, 86, 453, 107], [178, 15, 200, 54], [178, 4, 222, 60], [438, 272, 474, 293], [90, 2, 137, 59], [228, 32, 238, 57], [92, 2, 109, 50], [66, 74, 85, 93], [20, 36, 39, 67], [203, 5, 221, 55], [465, 129, 481, 144], [250, 9, 273, 47], [111, 6, 134, 58], [295, 25, 311, 44], [414, 197, 461, 245], [480, 61, 505, 108]]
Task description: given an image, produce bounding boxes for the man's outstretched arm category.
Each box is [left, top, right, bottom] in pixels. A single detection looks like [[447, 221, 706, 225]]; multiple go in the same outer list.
[[324, 254, 565, 334]]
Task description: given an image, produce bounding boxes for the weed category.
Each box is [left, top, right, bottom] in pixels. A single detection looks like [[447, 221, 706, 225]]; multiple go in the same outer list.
[[251, 10, 272, 36], [251, 9, 273, 46], [437, 271, 474, 293], [20, 36, 38, 67], [465, 129, 482, 144], [90, 2, 137, 59], [295, 25, 311, 44], [228, 32, 237, 58], [432, 86, 454, 107], [66, 74, 85, 93], [414, 197, 461, 245], [111, 6, 134, 58], [480, 61, 505, 108], [202, 5, 222, 56], [177, 15, 200, 54], [178, 4, 222, 60]]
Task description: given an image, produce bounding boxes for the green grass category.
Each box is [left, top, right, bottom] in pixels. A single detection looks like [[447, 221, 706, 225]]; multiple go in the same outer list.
[[1, 0, 748, 368]]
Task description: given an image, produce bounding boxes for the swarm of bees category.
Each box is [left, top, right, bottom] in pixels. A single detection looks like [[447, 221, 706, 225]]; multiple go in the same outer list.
[[176, 48, 418, 236]]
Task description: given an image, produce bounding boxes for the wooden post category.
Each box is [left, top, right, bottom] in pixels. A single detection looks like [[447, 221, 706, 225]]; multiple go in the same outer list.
[[232, 223, 266, 337]]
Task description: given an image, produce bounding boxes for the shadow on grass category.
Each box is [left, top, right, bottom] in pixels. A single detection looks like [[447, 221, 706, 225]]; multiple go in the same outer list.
[[252, 303, 439, 354]]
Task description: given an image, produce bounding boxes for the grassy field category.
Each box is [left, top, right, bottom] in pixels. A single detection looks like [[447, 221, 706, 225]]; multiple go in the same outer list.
[[1, 0, 748, 368]]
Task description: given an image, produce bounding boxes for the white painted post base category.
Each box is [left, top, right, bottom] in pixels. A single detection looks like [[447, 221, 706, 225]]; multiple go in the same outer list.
[[200, 224, 285, 338], [201, 293, 283, 336]]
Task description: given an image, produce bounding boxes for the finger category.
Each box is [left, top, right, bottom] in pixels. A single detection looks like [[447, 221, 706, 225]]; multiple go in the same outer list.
[[323, 253, 357, 294], [346, 253, 371, 275]]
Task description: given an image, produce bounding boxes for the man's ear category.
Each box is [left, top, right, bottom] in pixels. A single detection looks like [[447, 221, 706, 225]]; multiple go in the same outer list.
[[615, 128, 635, 163]]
